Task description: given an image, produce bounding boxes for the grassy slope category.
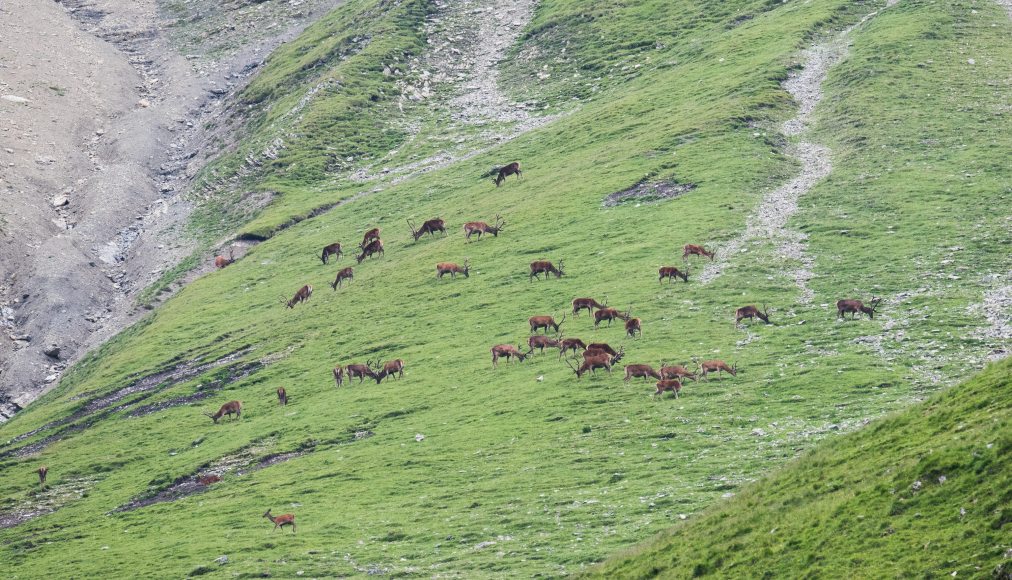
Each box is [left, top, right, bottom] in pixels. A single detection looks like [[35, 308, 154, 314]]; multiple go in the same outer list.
[[581, 357, 1011, 579], [1, 0, 1009, 577]]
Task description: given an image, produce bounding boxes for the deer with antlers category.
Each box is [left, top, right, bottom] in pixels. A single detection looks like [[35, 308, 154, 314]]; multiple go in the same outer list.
[[204, 400, 242, 423], [572, 297, 606, 316], [683, 244, 715, 261], [837, 297, 881, 320], [277, 387, 287, 406], [658, 266, 689, 283], [331, 267, 354, 290], [528, 335, 560, 354], [491, 344, 530, 368], [214, 247, 236, 269], [333, 365, 345, 387], [320, 242, 343, 264], [283, 285, 313, 309], [436, 259, 470, 279], [558, 337, 587, 358], [594, 306, 630, 328], [735, 304, 770, 326], [263, 509, 296, 533], [654, 379, 683, 399], [697, 359, 737, 380], [624, 364, 661, 381], [463, 214, 505, 241], [493, 162, 521, 187], [346, 361, 379, 383], [360, 227, 381, 249], [529, 260, 565, 281], [660, 363, 698, 382], [375, 359, 405, 383], [356, 239, 384, 263], [567, 347, 623, 378], [37, 466, 48, 487], [408, 218, 447, 242], [585, 342, 621, 357], [625, 317, 642, 337], [529, 313, 566, 334]]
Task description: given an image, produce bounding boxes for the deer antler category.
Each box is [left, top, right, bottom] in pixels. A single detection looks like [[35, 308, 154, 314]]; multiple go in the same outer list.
[[565, 358, 579, 374], [406, 219, 417, 234]]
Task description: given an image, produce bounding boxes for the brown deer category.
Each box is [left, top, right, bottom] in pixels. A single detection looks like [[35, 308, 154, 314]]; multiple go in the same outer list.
[[558, 337, 586, 358], [37, 466, 48, 487], [683, 244, 715, 261], [277, 387, 287, 406], [346, 361, 379, 383], [654, 379, 683, 399], [375, 359, 405, 383], [493, 162, 521, 186], [436, 260, 470, 279], [463, 214, 505, 241], [528, 335, 560, 354], [198, 475, 222, 486], [837, 297, 881, 320], [572, 297, 605, 316], [624, 364, 661, 381], [204, 400, 242, 423], [660, 364, 697, 382], [333, 365, 345, 387], [594, 306, 629, 328], [408, 218, 447, 241], [356, 239, 384, 263], [585, 343, 621, 358], [625, 317, 642, 337], [491, 344, 529, 368], [360, 227, 381, 249], [320, 242, 343, 264], [263, 509, 296, 533], [529, 313, 565, 334], [735, 304, 770, 326], [529, 260, 564, 281], [331, 267, 354, 290], [283, 285, 313, 309], [698, 359, 737, 380], [566, 352, 615, 378], [658, 266, 689, 283], [214, 247, 235, 269]]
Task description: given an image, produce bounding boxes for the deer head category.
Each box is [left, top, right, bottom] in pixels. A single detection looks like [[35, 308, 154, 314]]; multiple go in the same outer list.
[[463, 258, 471, 278], [556, 260, 565, 277]]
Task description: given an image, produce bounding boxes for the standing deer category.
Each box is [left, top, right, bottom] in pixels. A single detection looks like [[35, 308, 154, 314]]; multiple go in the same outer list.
[[320, 242, 343, 264], [491, 344, 530, 368], [493, 162, 521, 186], [375, 359, 405, 383], [282, 285, 313, 309], [277, 387, 287, 406], [333, 365, 345, 387], [528, 335, 560, 354], [625, 317, 642, 337], [463, 214, 505, 241], [204, 401, 242, 423], [683, 244, 715, 261], [735, 304, 770, 326], [624, 364, 661, 381], [660, 363, 697, 382], [263, 509, 296, 533], [697, 359, 737, 380], [356, 239, 384, 263], [346, 361, 379, 383], [331, 267, 354, 290], [37, 466, 48, 487], [594, 306, 630, 328], [408, 218, 447, 241], [654, 379, 683, 399], [360, 227, 381, 249], [566, 352, 616, 378], [658, 266, 689, 283], [558, 337, 587, 358], [529, 313, 566, 334], [214, 247, 235, 269], [436, 260, 470, 279], [529, 260, 565, 281], [572, 297, 606, 316], [837, 297, 881, 320], [585, 343, 621, 358]]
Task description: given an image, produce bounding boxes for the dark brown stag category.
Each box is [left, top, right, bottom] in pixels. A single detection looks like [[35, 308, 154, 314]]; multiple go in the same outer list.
[[346, 361, 379, 383], [660, 363, 697, 382], [277, 387, 287, 406], [463, 214, 505, 241], [375, 359, 405, 383], [566, 351, 618, 378], [837, 297, 881, 320], [528, 335, 560, 354], [682, 244, 715, 261], [529, 313, 565, 334], [735, 304, 770, 326], [625, 317, 642, 337], [594, 306, 629, 328], [204, 400, 242, 423], [585, 343, 621, 358], [529, 260, 564, 281], [214, 247, 235, 269], [572, 297, 605, 316], [320, 242, 343, 264], [558, 337, 587, 358], [331, 267, 354, 290], [436, 260, 470, 279], [491, 344, 530, 368], [698, 359, 737, 380], [360, 227, 381, 249], [493, 162, 521, 187], [408, 218, 447, 241], [658, 266, 689, 283], [333, 365, 345, 387], [283, 285, 313, 308], [624, 364, 660, 381], [37, 466, 48, 487], [654, 379, 683, 399], [356, 239, 384, 263]]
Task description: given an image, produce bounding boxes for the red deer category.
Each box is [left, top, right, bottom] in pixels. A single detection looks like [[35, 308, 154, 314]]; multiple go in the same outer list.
[[37, 466, 48, 486], [356, 239, 384, 263], [277, 387, 287, 406], [493, 162, 521, 187], [683, 244, 715, 261], [594, 306, 629, 328], [282, 285, 313, 309], [346, 361, 379, 383], [837, 297, 881, 320], [558, 337, 586, 358], [572, 297, 605, 316], [529, 313, 565, 334], [698, 359, 737, 380], [320, 242, 343, 264], [436, 260, 470, 279], [204, 400, 242, 423], [333, 365, 345, 387], [625, 317, 642, 337], [585, 343, 621, 358], [654, 379, 683, 399], [624, 364, 661, 381], [529, 260, 565, 281], [375, 359, 405, 383], [198, 475, 222, 486], [214, 247, 235, 269], [566, 352, 615, 378], [360, 227, 381, 249], [660, 364, 697, 382], [263, 509, 296, 533], [491, 344, 529, 368], [658, 266, 689, 283], [408, 218, 447, 241], [331, 267, 354, 290], [463, 214, 505, 241], [735, 304, 770, 326], [528, 335, 560, 354]]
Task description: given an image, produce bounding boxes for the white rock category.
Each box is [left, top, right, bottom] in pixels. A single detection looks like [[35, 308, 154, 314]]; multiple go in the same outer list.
[[415, 433, 425, 442], [1, 95, 29, 104]]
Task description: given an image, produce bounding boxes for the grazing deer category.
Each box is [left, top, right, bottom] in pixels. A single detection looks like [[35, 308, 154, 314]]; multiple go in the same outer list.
[[320, 242, 343, 264], [837, 297, 881, 320], [263, 509, 296, 533], [654, 379, 683, 399], [625, 317, 642, 337], [660, 364, 697, 382], [585, 343, 621, 358], [493, 162, 521, 186], [735, 304, 770, 326], [198, 475, 222, 486], [356, 239, 384, 263], [566, 352, 615, 378], [277, 387, 287, 406], [283, 285, 313, 309], [682, 244, 715, 261], [698, 359, 737, 380], [529, 313, 566, 334], [360, 227, 381, 249], [558, 337, 586, 358], [528, 335, 560, 354], [214, 247, 235, 269], [408, 218, 447, 241], [204, 400, 242, 423], [37, 466, 48, 487], [436, 259, 470, 279], [333, 365, 345, 387], [529, 260, 565, 281], [624, 364, 661, 381], [375, 359, 405, 383], [463, 214, 505, 241], [594, 306, 629, 328], [331, 267, 354, 290], [572, 297, 605, 316], [346, 361, 379, 383], [658, 266, 689, 283], [491, 344, 529, 368]]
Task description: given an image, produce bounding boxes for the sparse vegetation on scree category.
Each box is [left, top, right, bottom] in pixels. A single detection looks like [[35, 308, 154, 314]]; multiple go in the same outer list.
[[1, 0, 1009, 578]]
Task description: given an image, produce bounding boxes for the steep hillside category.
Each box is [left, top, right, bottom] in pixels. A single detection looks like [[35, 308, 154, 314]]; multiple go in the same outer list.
[[580, 358, 1011, 578], [0, 0, 1009, 577]]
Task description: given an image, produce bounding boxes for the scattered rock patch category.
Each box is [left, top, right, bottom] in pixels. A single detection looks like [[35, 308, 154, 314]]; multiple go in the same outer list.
[[602, 181, 696, 207]]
